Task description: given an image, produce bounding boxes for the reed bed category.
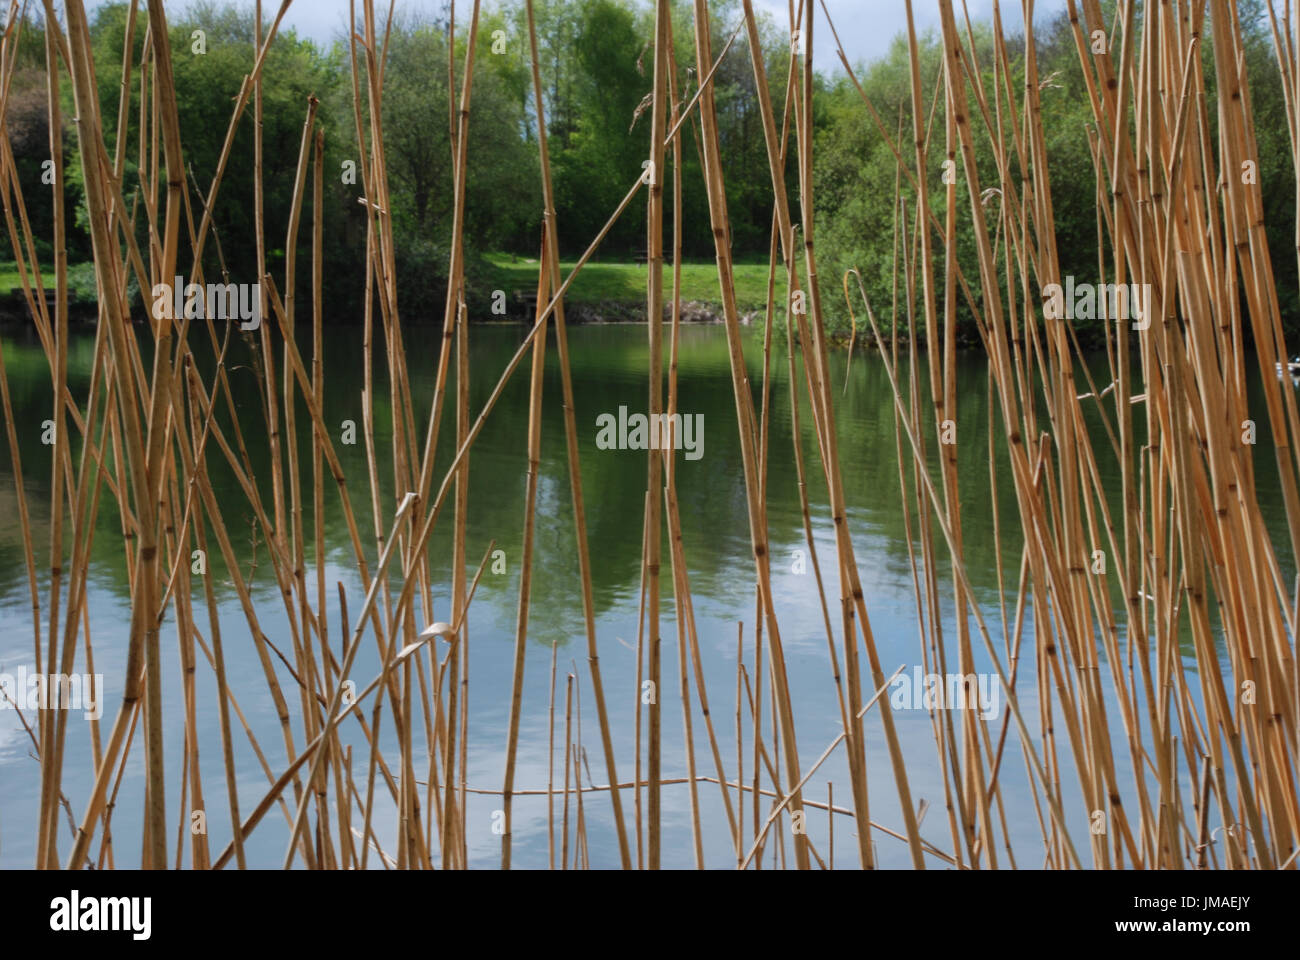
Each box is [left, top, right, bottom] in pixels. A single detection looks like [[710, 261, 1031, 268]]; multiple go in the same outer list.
[[0, 0, 1296, 870]]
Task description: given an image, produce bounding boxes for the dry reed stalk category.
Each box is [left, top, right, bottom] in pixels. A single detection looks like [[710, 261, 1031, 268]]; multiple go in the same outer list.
[[176, 359, 315, 826], [571, 751, 583, 868], [275, 171, 657, 870], [457, 571, 470, 868], [193, 484, 245, 869], [0, 277, 40, 708], [216, 507, 494, 868], [739, 665, 906, 868], [642, 0, 669, 871], [851, 268, 1083, 869], [13, 8, 112, 867], [350, 1, 426, 869], [633, 490, 650, 869], [548, 639, 559, 870], [665, 487, 703, 868], [862, 0, 1300, 870], [445, 263, 471, 872], [58, 0, 171, 871], [661, 13, 739, 862], [177, 366, 317, 868], [457, 774, 952, 866], [750, 581, 762, 860], [33, 16, 66, 869], [311, 126, 351, 868], [358, 17, 731, 566], [347, 5, 414, 849], [413, 0, 481, 526], [246, 297, 406, 869], [665, 484, 739, 850], [524, 0, 632, 871], [573, 669, 589, 868], [59, 0, 303, 871], [2, 0, 1290, 876], [886, 163, 967, 866], [254, 272, 411, 819], [562, 672, 574, 869], [807, 0, 932, 868], [281, 94, 327, 855], [501, 237, 551, 869], [938, 12, 991, 868], [736, 624, 744, 868], [692, 0, 810, 869], [742, 0, 862, 864], [277, 491, 419, 866], [159, 377, 209, 870]]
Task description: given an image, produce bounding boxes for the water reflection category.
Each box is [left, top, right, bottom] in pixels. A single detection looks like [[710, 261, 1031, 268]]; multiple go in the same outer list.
[[0, 322, 1289, 867]]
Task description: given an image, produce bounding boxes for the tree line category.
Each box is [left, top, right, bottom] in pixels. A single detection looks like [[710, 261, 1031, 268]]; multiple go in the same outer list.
[[3, 0, 1297, 339]]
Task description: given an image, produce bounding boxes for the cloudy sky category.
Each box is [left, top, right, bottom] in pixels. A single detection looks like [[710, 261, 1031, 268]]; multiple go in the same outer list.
[[87, 0, 1071, 75]]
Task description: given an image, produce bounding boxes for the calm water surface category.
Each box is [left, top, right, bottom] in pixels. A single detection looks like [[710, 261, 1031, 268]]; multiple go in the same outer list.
[[0, 322, 1289, 867]]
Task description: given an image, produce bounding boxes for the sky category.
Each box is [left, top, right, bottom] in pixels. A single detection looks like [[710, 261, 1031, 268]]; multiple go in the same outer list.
[[86, 0, 1071, 76]]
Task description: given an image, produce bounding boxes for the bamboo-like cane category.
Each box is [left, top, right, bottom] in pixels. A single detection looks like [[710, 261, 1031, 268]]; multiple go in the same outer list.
[[501, 236, 551, 869], [2, 0, 1293, 876]]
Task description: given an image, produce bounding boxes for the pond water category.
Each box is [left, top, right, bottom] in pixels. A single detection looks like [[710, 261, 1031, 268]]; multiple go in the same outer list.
[[0, 321, 1289, 868]]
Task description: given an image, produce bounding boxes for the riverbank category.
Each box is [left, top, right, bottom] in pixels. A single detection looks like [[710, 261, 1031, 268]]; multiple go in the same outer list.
[[481, 251, 773, 309], [0, 254, 1234, 355], [0, 260, 99, 324]]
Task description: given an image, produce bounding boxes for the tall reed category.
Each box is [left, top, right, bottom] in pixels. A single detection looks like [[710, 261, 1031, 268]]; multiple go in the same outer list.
[[1, 0, 1295, 872]]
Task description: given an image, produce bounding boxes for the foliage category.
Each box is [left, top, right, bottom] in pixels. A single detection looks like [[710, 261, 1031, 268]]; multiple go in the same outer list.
[[3, 0, 1298, 341]]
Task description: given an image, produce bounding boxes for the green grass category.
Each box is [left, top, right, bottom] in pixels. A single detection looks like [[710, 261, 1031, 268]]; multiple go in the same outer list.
[[0, 261, 28, 292], [481, 251, 772, 311], [1, 260, 98, 302], [4, 255, 778, 317]]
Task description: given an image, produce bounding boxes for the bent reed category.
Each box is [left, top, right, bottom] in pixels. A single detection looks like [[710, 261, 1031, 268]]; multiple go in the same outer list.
[[0, 0, 1296, 870]]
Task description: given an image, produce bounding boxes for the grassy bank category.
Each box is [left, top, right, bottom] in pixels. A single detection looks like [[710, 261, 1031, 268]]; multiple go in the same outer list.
[[480, 250, 773, 313], [1, 260, 98, 303]]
